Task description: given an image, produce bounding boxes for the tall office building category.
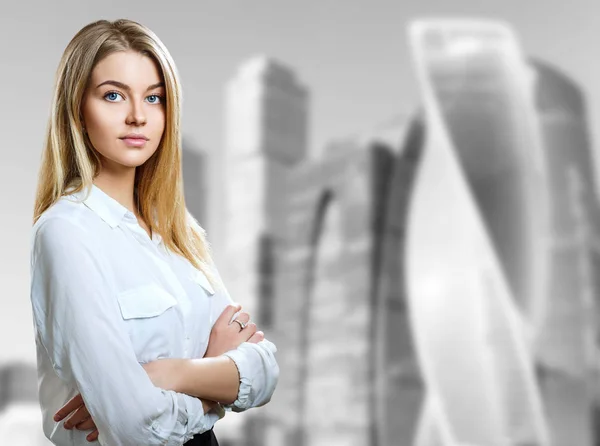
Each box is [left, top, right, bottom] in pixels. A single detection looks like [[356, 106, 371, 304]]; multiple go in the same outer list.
[[222, 54, 309, 318], [530, 59, 600, 446], [219, 55, 309, 444], [260, 112, 421, 446], [406, 19, 552, 446]]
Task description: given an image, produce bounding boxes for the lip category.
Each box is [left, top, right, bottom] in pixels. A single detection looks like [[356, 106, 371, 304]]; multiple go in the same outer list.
[[121, 138, 147, 148], [120, 133, 149, 140]]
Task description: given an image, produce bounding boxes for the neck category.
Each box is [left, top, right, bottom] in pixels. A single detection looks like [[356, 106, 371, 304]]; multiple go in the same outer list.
[[92, 167, 137, 215]]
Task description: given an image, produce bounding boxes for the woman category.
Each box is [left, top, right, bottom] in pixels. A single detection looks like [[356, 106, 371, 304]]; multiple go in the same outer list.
[[30, 18, 279, 445]]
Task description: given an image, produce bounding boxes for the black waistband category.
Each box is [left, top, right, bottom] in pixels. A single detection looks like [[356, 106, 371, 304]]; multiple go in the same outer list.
[[184, 428, 219, 446]]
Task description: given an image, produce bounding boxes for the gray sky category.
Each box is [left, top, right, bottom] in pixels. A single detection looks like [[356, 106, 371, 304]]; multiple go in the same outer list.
[[1, 0, 598, 364]]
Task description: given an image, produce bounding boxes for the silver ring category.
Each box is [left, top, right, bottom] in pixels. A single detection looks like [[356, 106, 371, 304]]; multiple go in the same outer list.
[[233, 319, 247, 330]]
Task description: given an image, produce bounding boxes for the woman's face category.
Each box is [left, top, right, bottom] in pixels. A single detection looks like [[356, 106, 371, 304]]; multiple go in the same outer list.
[[81, 50, 166, 171]]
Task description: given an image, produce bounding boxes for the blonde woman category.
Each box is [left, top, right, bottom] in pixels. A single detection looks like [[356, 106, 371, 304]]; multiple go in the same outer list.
[[29, 19, 279, 446]]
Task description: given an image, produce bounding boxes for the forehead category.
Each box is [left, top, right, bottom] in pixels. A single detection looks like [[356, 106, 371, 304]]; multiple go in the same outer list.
[[91, 51, 163, 86]]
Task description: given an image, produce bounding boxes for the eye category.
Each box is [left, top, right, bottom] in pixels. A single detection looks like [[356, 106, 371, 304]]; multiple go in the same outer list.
[[104, 91, 124, 102], [146, 94, 164, 104]]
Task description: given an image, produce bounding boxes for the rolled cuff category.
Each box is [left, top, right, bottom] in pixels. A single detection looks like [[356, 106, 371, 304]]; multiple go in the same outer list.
[[221, 348, 253, 412], [221, 339, 279, 413]]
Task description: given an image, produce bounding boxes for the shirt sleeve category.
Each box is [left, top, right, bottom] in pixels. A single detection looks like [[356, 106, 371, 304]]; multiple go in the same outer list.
[[207, 265, 280, 413], [221, 340, 279, 412], [30, 217, 221, 445]]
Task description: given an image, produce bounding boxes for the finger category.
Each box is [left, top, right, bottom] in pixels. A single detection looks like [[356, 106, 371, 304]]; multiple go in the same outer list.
[[216, 303, 242, 325], [86, 429, 99, 442], [231, 312, 250, 327], [54, 394, 84, 422], [247, 331, 264, 343], [241, 322, 258, 339], [64, 405, 91, 429], [76, 417, 96, 431], [74, 406, 96, 430]]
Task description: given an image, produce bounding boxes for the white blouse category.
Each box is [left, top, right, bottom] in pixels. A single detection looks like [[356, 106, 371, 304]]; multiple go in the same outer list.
[[29, 184, 279, 446]]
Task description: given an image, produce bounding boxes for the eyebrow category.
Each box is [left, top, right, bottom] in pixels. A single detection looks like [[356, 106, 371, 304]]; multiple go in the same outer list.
[[96, 80, 165, 91]]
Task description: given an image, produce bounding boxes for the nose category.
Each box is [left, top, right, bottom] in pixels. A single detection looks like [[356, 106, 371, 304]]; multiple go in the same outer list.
[[126, 99, 147, 126]]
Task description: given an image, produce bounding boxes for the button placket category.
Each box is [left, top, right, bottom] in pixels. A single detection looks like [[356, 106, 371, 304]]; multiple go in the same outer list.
[[123, 211, 161, 248], [123, 221, 189, 314], [184, 334, 191, 357], [123, 218, 202, 359]]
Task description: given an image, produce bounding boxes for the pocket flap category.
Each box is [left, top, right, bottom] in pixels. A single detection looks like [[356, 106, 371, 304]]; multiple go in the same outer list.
[[117, 284, 178, 319]]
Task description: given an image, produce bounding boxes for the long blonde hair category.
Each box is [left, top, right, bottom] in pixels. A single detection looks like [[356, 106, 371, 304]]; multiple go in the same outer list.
[[33, 18, 216, 286]]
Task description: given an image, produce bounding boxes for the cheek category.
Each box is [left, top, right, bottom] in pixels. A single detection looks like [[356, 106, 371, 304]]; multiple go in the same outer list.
[[85, 106, 121, 136], [152, 108, 166, 135], [85, 117, 122, 156]]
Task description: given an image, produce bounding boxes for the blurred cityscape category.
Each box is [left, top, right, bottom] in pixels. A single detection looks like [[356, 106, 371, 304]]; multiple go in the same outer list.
[[3, 17, 600, 446]]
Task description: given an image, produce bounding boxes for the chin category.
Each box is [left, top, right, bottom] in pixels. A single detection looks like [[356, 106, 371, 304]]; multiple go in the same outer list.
[[108, 155, 152, 169], [99, 148, 156, 169], [122, 161, 146, 168], [123, 158, 151, 168]]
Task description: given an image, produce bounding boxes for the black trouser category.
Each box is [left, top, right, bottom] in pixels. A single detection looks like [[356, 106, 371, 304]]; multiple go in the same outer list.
[[184, 427, 219, 445]]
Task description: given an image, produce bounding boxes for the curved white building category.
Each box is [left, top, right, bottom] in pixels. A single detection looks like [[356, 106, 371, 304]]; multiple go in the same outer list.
[[406, 19, 551, 446]]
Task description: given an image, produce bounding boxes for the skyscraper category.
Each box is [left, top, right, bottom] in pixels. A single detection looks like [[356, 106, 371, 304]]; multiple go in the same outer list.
[[529, 58, 600, 446], [405, 18, 556, 445], [223, 54, 309, 319], [219, 55, 309, 444]]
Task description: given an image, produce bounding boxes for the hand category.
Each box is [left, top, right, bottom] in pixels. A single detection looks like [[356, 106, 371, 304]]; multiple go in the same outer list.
[[204, 304, 264, 358], [54, 394, 99, 442]]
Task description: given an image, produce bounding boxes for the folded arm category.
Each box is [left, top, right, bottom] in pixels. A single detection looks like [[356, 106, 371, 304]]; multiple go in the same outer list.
[[174, 340, 279, 413], [198, 264, 280, 412]]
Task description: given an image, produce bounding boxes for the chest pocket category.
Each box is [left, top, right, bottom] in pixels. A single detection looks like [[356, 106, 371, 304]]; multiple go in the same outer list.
[[116, 283, 182, 362], [117, 283, 178, 319]]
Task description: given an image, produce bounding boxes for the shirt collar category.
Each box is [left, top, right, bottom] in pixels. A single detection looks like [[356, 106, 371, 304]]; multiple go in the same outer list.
[[66, 183, 130, 228], [65, 184, 164, 246]]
